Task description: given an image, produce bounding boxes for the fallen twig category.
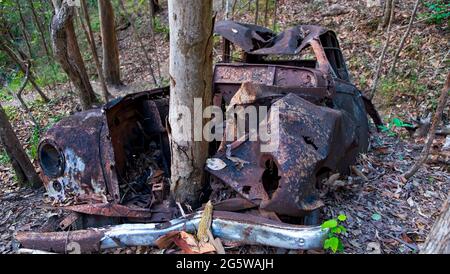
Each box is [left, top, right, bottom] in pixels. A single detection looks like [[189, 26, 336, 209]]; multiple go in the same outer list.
[[385, 234, 418, 251]]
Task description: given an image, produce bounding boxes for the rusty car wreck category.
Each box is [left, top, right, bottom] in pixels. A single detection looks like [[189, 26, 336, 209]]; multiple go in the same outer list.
[[15, 20, 381, 253]]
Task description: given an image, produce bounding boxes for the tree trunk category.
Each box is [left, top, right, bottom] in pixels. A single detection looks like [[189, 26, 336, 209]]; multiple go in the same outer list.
[[50, 0, 96, 110], [148, 0, 162, 81], [0, 40, 50, 102], [0, 102, 42, 188], [168, 0, 213, 206], [370, 0, 395, 99], [402, 73, 449, 180], [389, 0, 420, 74], [27, 0, 51, 57], [15, 0, 33, 58], [421, 193, 450, 254], [149, 0, 160, 13], [118, 0, 158, 85], [264, 0, 269, 26], [272, 0, 277, 30], [98, 0, 121, 86], [254, 0, 259, 25], [381, 0, 393, 29], [79, 0, 111, 102]]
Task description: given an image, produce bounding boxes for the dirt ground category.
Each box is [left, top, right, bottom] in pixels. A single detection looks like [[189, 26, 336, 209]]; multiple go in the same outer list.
[[0, 0, 448, 254]]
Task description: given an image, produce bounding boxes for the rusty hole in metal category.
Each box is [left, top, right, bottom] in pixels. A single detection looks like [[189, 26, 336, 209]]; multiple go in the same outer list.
[[315, 167, 332, 188], [53, 181, 62, 192], [242, 185, 251, 194], [39, 143, 64, 178], [262, 159, 280, 199], [303, 136, 318, 150]]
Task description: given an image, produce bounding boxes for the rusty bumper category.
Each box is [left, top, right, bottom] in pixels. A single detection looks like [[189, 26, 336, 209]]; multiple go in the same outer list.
[[15, 211, 327, 253]]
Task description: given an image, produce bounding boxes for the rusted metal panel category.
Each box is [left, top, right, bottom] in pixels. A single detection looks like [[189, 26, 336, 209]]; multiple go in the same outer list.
[[15, 229, 105, 253], [38, 109, 110, 203], [63, 203, 153, 218], [213, 63, 333, 104], [37, 87, 170, 218], [58, 212, 81, 230], [207, 82, 364, 217], [214, 20, 330, 55]]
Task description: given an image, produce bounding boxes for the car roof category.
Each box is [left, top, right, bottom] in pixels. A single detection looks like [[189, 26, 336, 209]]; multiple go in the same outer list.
[[214, 20, 335, 55]]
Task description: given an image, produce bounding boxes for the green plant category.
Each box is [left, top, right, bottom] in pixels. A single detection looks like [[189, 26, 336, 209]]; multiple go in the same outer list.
[[378, 75, 428, 104], [0, 149, 10, 165], [422, 0, 450, 24], [159, 77, 170, 87], [321, 214, 347, 253], [28, 126, 40, 160], [35, 59, 68, 87], [378, 117, 414, 137], [358, 74, 368, 90], [3, 105, 19, 121], [153, 16, 169, 38], [0, 89, 14, 102], [50, 114, 64, 125]]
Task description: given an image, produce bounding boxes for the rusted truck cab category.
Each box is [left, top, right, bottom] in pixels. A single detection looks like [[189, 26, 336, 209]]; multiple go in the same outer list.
[[207, 21, 374, 220]]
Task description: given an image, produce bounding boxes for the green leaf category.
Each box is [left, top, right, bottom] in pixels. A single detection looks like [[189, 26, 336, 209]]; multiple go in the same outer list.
[[324, 237, 340, 253], [371, 213, 382, 221], [338, 225, 347, 234], [330, 227, 341, 234], [337, 214, 347, 221], [337, 240, 344, 252], [378, 125, 389, 132], [392, 118, 403, 127], [321, 219, 338, 229]]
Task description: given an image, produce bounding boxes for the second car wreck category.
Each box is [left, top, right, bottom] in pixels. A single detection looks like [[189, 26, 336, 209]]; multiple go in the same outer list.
[[15, 20, 381, 253]]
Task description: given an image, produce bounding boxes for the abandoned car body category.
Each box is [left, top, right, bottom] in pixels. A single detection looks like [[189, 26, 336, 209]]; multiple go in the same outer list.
[[15, 20, 380, 253]]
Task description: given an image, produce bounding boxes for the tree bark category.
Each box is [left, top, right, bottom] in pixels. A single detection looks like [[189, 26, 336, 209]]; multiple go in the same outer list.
[[98, 0, 121, 86], [421, 193, 450, 254], [402, 73, 450, 180], [0, 102, 42, 188], [79, 0, 111, 102], [50, 0, 96, 110], [168, 0, 213, 206]]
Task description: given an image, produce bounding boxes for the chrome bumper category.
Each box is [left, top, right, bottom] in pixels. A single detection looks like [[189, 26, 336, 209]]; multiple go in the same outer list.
[[16, 211, 327, 253]]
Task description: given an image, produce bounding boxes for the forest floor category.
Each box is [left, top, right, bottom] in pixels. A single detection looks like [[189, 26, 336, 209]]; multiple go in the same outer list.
[[0, 0, 449, 254]]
